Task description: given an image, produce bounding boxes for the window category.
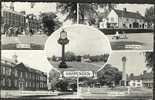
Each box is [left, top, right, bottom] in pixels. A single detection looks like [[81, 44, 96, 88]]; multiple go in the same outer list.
[[8, 79, 11, 87], [111, 17, 114, 21], [2, 78, 5, 86], [25, 81, 28, 87], [8, 68, 11, 76], [14, 69, 18, 77], [14, 79, 17, 87], [25, 72, 28, 78], [3, 67, 5, 75]]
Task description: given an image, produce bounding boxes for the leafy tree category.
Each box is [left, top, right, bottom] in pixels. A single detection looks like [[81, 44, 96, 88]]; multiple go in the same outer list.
[[49, 69, 60, 91], [40, 12, 62, 36], [144, 52, 153, 69], [55, 79, 68, 91], [57, 3, 98, 25], [145, 6, 154, 22], [65, 51, 76, 61], [97, 64, 122, 86]]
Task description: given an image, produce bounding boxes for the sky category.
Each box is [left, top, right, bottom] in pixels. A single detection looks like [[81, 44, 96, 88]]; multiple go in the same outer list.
[[1, 50, 151, 76], [45, 24, 111, 57], [2, 2, 153, 17], [1, 50, 53, 73], [107, 51, 150, 75]]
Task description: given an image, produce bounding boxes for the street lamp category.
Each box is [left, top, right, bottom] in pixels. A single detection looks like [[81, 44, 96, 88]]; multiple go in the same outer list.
[[57, 29, 69, 68]]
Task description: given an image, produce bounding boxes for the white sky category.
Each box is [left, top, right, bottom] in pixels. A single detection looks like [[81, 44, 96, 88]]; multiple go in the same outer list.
[[1, 50, 52, 74], [2, 2, 153, 18], [108, 51, 150, 75]]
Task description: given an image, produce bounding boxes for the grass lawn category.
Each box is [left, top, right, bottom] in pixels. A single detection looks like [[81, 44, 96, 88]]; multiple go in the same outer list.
[[50, 61, 105, 72], [1, 43, 44, 50]]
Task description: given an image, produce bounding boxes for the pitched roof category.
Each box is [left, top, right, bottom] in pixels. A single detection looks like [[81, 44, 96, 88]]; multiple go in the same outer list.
[[128, 75, 142, 81], [142, 72, 153, 80], [128, 72, 153, 81], [114, 9, 144, 19]]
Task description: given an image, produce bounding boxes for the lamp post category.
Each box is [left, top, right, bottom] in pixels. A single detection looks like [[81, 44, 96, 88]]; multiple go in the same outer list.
[[57, 29, 69, 68]]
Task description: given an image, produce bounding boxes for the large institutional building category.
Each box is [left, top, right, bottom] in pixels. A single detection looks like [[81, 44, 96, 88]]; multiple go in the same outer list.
[[1, 6, 26, 34], [0, 55, 47, 90], [1, 5, 41, 34]]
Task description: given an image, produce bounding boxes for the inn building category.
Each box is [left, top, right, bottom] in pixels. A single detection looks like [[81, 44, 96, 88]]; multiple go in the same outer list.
[[107, 8, 147, 29], [99, 8, 154, 29], [0, 55, 47, 90]]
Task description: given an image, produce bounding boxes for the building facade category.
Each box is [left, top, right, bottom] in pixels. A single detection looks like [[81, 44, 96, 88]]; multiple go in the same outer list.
[[128, 72, 153, 88], [26, 14, 42, 34], [1, 7, 26, 34], [105, 8, 149, 29], [0, 56, 47, 90]]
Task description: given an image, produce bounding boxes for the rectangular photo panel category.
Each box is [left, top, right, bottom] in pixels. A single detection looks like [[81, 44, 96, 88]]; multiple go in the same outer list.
[[1, 2, 154, 50]]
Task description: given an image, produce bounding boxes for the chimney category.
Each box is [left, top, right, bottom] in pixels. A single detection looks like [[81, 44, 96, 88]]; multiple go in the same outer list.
[[136, 11, 140, 14], [123, 8, 127, 12], [12, 54, 18, 64], [10, 2, 14, 11], [20, 11, 26, 15]]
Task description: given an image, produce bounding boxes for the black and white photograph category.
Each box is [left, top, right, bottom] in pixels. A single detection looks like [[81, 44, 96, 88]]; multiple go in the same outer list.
[[0, 1, 154, 100], [1, 2, 154, 50], [0, 51, 153, 99]]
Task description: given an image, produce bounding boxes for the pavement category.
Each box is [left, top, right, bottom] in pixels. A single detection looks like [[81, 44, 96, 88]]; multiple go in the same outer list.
[[0, 87, 153, 99], [0, 90, 58, 98]]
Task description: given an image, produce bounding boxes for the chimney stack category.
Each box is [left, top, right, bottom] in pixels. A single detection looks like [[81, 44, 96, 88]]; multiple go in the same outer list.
[[123, 8, 127, 12], [12, 54, 18, 64]]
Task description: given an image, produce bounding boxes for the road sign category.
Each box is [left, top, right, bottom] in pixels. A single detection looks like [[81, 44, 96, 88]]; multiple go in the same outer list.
[[63, 71, 93, 77]]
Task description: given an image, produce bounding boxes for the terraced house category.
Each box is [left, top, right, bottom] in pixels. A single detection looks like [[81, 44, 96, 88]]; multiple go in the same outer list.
[[0, 55, 47, 90]]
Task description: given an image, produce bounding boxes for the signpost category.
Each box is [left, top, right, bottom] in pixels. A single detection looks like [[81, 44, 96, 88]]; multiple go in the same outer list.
[[63, 71, 93, 95]]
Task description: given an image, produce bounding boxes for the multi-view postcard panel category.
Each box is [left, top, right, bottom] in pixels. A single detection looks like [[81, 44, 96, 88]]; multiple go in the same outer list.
[[0, 2, 154, 99], [1, 2, 154, 50], [1, 50, 153, 99]]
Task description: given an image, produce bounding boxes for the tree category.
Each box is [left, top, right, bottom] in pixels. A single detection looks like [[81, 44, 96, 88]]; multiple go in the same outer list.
[[49, 69, 60, 91], [144, 52, 153, 69], [145, 6, 154, 22], [97, 64, 122, 86], [40, 12, 62, 36], [65, 51, 76, 61], [55, 79, 68, 91], [57, 3, 98, 25]]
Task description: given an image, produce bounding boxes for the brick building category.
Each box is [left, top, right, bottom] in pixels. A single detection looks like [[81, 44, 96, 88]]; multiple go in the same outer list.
[[1, 6, 26, 34], [0, 56, 47, 90]]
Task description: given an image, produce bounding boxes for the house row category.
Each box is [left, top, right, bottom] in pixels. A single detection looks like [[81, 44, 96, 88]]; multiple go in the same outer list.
[[128, 72, 153, 88], [0, 55, 47, 90], [99, 8, 154, 29]]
